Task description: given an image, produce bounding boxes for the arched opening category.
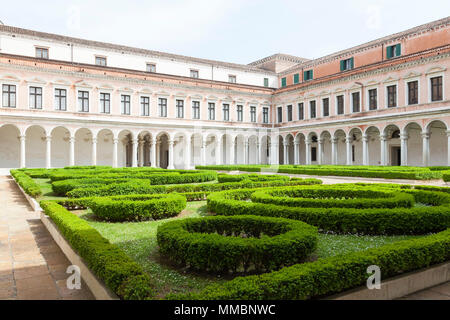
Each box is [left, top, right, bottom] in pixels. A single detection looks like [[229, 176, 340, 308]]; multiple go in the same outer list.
[[235, 135, 246, 164], [173, 132, 186, 169], [285, 134, 295, 164], [205, 134, 218, 166], [97, 129, 115, 167], [295, 133, 306, 165], [138, 131, 153, 167], [75, 128, 93, 166], [51, 126, 70, 168], [278, 136, 284, 165], [308, 133, 318, 165], [221, 134, 232, 165], [320, 131, 332, 165], [26, 125, 47, 168], [428, 120, 448, 166], [404, 123, 423, 167], [157, 133, 169, 169], [365, 126, 381, 166], [349, 128, 363, 165], [191, 133, 203, 167], [334, 130, 347, 165], [383, 124, 401, 166], [118, 130, 133, 167], [260, 136, 271, 165], [248, 135, 258, 164], [0, 124, 20, 168]]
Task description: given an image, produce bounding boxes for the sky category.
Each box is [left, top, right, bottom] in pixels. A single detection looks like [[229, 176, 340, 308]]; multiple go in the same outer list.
[[0, 0, 449, 64]]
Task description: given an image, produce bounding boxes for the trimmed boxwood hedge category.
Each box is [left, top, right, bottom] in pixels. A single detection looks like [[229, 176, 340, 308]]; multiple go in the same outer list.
[[10, 169, 42, 197], [40, 201, 155, 300], [157, 215, 317, 274]]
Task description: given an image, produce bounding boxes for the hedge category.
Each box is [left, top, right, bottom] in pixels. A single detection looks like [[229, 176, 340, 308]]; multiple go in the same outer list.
[[157, 215, 318, 274], [217, 174, 290, 183], [173, 227, 450, 300], [10, 169, 42, 197], [40, 201, 154, 300]]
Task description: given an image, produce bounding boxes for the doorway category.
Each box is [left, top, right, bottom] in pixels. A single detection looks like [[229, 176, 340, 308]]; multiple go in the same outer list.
[[391, 146, 401, 166]]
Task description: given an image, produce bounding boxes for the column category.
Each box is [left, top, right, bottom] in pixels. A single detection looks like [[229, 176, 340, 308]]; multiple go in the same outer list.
[[69, 136, 75, 167], [271, 141, 278, 165], [331, 138, 338, 165], [362, 134, 369, 166], [131, 138, 138, 168], [283, 142, 289, 165], [113, 138, 118, 168], [201, 138, 207, 166], [230, 140, 236, 165], [318, 139, 324, 165], [345, 137, 352, 165], [305, 139, 311, 165], [447, 131, 450, 167], [19, 135, 26, 168], [151, 137, 157, 168], [380, 134, 387, 166], [138, 139, 144, 167], [45, 135, 52, 169], [400, 133, 408, 166], [421, 131, 430, 167], [294, 141, 300, 165], [255, 142, 260, 165], [244, 140, 249, 165], [168, 139, 175, 169], [91, 138, 97, 166], [215, 138, 221, 165]]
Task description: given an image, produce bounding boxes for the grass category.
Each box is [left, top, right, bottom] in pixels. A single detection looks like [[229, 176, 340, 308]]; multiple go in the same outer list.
[[34, 178, 67, 201]]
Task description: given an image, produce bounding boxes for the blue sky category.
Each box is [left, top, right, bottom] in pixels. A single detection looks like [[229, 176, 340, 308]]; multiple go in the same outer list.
[[1, 0, 449, 64]]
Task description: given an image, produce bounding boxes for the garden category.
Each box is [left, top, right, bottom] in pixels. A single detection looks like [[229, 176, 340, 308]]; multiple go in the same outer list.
[[10, 166, 450, 300]]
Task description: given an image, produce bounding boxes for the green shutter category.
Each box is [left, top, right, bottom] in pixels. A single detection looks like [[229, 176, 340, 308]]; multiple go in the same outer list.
[[395, 44, 401, 57], [264, 78, 269, 87], [293, 73, 299, 84], [310, 70, 313, 80], [281, 77, 286, 87], [350, 57, 354, 69], [340, 60, 345, 71], [386, 46, 393, 59]]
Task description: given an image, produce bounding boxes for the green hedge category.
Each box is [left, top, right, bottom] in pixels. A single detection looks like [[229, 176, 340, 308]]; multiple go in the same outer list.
[[217, 174, 290, 183], [173, 228, 450, 300], [157, 215, 317, 274], [40, 201, 154, 300], [10, 169, 42, 197]]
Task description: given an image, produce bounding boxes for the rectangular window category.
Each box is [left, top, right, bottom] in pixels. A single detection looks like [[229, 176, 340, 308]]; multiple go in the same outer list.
[[146, 63, 156, 73], [229, 75, 236, 83], [2, 84, 16, 108], [322, 98, 329, 117], [368, 89, 377, 110], [431, 76, 443, 102], [387, 44, 401, 59], [141, 96, 150, 116], [336, 95, 344, 115], [277, 106, 283, 123], [352, 92, 360, 112], [190, 69, 199, 78], [78, 91, 89, 112], [264, 78, 269, 87], [35, 47, 48, 59], [281, 77, 287, 87], [121, 95, 131, 115], [176, 100, 184, 118], [408, 81, 418, 105], [95, 56, 107, 66], [192, 101, 200, 119], [263, 107, 269, 124], [237, 105, 243, 122], [310, 101, 316, 119], [293, 73, 300, 84], [387, 85, 397, 108], [340, 57, 354, 71], [100, 92, 111, 114], [159, 98, 167, 117], [55, 88, 67, 111], [223, 104, 230, 121], [287, 105, 293, 121], [298, 103, 304, 120], [250, 106, 256, 122], [208, 103, 215, 120], [311, 147, 317, 162], [29, 87, 43, 109], [304, 70, 313, 81]]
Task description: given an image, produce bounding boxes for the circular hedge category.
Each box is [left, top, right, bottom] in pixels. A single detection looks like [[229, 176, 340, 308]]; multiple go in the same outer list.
[[89, 194, 187, 222], [157, 215, 318, 273]]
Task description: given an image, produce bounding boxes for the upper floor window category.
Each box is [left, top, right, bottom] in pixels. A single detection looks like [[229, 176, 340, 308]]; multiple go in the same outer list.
[[387, 85, 397, 108], [368, 89, 377, 110], [29, 86, 43, 109], [352, 92, 360, 113], [322, 98, 329, 117], [141, 96, 150, 116], [264, 78, 269, 87], [387, 44, 401, 59], [304, 70, 313, 81], [340, 57, 354, 71], [287, 105, 293, 122], [55, 88, 67, 111], [431, 76, 443, 102], [250, 106, 256, 123], [35, 47, 48, 59], [229, 75, 236, 83], [146, 63, 156, 73], [95, 56, 107, 66], [159, 98, 167, 117], [208, 103, 215, 120], [100, 92, 111, 114], [298, 103, 304, 120], [263, 107, 269, 124], [277, 106, 283, 123], [78, 91, 89, 112], [121, 95, 131, 115], [2, 84, 16, 108], [281, 77, 287, 88], [407, 81, 418, 105], [310, 101, 316, 119], [293, 73, 300, 84], [223, 104, 230, 121], [192, 101, 200, 119], [336, 95, 344, 115], [237, 105, 243, 122], [176, 100, 184, 118], [190, 69, 199, 79]]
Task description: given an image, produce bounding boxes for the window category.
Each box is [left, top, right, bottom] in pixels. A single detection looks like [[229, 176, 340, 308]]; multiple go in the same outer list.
[[304, 70, 313, 81], [121, 95, 131, 115], [250, 106, 256, 122], [387, 44, 401, 59], [322, 98, 329, 117], [146, 63, 156, 73], [35, 47, 48, 59], [55, 88, 67, 111], [281, 77, 287, 87], [229, 75, 236, 83], [287, 105, 293, 122], [340, 57, 354, 71], [95, 56, 107, 66], [336, 95, 344, 115], [264, 78, 269, 87], [368, 89, 377, 110], [190, 69, 199, 78], [352, 92, 360, 113], [293, 73, 300, 84], [277, 106, 283, 123], [407, 81, 418, 105], [192, 101, 200, 119], [29, 87, 43, 109], [387, 85, 397, 108], [311, 147, 317, 162], [237, 105, 243, 122], [176, 100, 184, 118], [263, 107, 269, 124], [2, 84, 16, 108], [431, 76, 443, 102], [310, 101, 316, 119], [100, 93, 111, 114], [159, 98, 167, 117], [78, 91, 89, 112], [223, 104, 230, 121], [208, 103, 215, 120], [298, 103, 304, 120], [141, 96, 150, 116]]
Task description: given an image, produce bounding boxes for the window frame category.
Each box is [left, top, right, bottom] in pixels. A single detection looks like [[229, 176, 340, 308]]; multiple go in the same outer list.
[[208, 102, 216, 120], [35, 47, 49, 59], [277, 106, 283, 123], [322, 97, 330, 117], [264, 78, 269, 87], [222, 103, 230, 121], [250, 106, 257, 123], [29, 86, 43, 110], [78, 90, 90, 112], [429, 75, 444, 102], [286, 105, 293, 122], [175, 99, 184, 119], [309, 100, 316, 119], [262, 106, 269, 124], [366, 87, 378, 111], [336, 94, 345, 115], [190, 69, 199, 79], [351, 90, 361, 113], [406, 79, 419, 105], [99, 92, 111, 114], [228, 75, 237, 84], [146, 63, 156, 73], [121, 94, 131, 115], [2, 84, 17, 108], [192, 100, 200, 120], [158, 97, 168, 117], [141, 96, 150, 116], [298, 102, 304, 120], [54, 88, 67, 111], [237, 105, 243, 122], [385, 84, 398, 108], [95, 56, 107, 67]]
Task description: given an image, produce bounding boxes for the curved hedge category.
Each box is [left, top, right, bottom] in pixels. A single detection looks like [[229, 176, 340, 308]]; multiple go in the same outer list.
[[10, 169, 42, 197], [89, 194, 187, 222], [157, 215, 317, 274]]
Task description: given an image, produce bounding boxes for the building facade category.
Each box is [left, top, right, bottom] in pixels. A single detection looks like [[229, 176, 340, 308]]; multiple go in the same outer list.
[[0, 17, 449, 169]]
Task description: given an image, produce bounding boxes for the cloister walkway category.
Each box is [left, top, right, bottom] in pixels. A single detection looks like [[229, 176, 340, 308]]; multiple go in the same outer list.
[[0, 176, 93, 300]]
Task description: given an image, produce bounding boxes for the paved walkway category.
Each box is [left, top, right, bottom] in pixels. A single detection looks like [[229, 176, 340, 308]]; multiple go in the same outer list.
[[0, 176, 94, 300], [399, 282, 450, 300]]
